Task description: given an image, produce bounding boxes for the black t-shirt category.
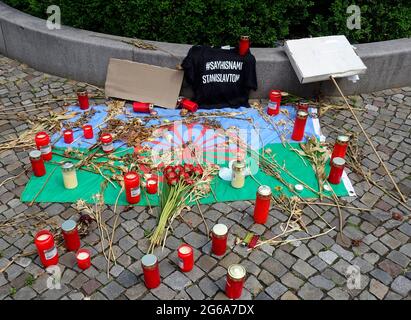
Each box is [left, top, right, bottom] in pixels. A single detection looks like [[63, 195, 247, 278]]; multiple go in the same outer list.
[[182, 45, 257, 108]]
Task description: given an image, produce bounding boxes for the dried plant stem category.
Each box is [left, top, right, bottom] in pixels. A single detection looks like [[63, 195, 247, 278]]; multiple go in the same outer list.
[[302, 202, 371, 211], [107, 186, 124, 277], [0, 170, 26, 188], [196, 200, 210, 239], [29, 166, 58, 206]]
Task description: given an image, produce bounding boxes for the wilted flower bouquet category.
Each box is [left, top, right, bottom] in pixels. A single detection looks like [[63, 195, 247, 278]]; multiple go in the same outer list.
[[148, 162, 219, 252]]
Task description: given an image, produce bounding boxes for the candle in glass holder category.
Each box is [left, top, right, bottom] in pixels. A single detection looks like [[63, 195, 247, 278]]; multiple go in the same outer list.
[[133, 102, 153, 113], [211, 223, 228, 256], [61, 161, 78, 189], [225, 264, 246, 299], [331, 135, 350, 160], [35, 132, 52, 161], [100, 133, 114, 153], [124, 172, 141, 204], [328, 157, 345, 184], [238, 36, 250, 56], [146, 178, 158, 194], [76, 249, 91, 270], [297, 101, 310, 112], [267, 90, 282, 116], [34, 230, 59, 268], [253, 185, 272, 224], [63, 129, 74, 144], [231, 159, 246, 189], [177, 244, 194, 272], [77, 89, 89, 110], [83, 124, 93, 139], [291, 110, 308, 141], [29, 150, 46, 177], [142, 254, 160, 289], [61, 219, 80, 252], [179, 98, 198, 112]]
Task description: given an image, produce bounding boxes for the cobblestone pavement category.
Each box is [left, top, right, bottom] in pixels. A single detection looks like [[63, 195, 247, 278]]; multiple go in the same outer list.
[[0, 54, 410, 300]]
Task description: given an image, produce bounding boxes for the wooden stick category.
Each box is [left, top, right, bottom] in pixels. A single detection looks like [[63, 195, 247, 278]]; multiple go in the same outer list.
[[330, 76, 406, 202]]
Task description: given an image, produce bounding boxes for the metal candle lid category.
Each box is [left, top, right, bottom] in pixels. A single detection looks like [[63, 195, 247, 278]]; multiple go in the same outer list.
[[337, 135, 350, 143], [296, 110, 308, 119], [240, 35, 250, 40], [61, 219, 76, 232], [141, 254, 157, 267], [212, 223, 228, 237], [29, 150, 42, 159], [332, 157, 346, 167], [62, 161, 74, 172], [178, 244, 192, 255], [294, 184, 304, 192], [257, 185, 272, 196], [228, 264, 246, 280], [232, 160, 246, 170], [76, 88, 87, 95], [125, 172, 138, 180]]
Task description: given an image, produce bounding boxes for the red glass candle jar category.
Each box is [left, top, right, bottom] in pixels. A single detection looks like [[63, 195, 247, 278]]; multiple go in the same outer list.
[[211, 223, 228, 256], [76, 249, 91, 270], [133, 102, 153, 113], [328, 157, 345, 184], [291, 110, 308, 141], [253, 185, 272, 224], [61, 219, 81, 252], [63, 129, 74, 144], [178, 244, 194, 272], [35, 132, 52, 161], [142, 254, 160, 289], [83, 124, 93, 139], [77, 89, 89, 110], [34, 230, 59, 268], [179, 98, 198, 112], [100, 133, 114, 153], [124, 172, 141, 204], [267, 90, 282, 116], [29, 150, 46, 177], [238, 35, 250, 56], [297, 101, 310, 112], [146, 177, 158, 194], [331, 135, 350, 160], [225, 264, 246, 299]]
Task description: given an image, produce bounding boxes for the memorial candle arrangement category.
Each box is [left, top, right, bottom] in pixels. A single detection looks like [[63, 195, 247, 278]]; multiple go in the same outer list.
[[328, 157, 345, 184], [83, 124, 93, 139], [231, 159, 246, 189], [133, 102, 153, 113], [35, 132, 52, 161], [238, 35, 250, 56], [61, 161, 78, 189], [34, 230, 59, 268], [124, 172, 141, 204], [225, 264, 246, 299], [267, 90, 282, 116], [253, 185, 272, 224], [331, 135, 350, 160], [63, 129, 74, 144], [141, 254, 161, 289], [100, 133, 114, 153], [211, 223, 228, 256], [146, 177, 158, 194], [177, 244, 194, 272], [29, 150, 46, 177], [77, 89, 89, 110], [61, 219, 80, 252], [76, 249, 91, 270], [291, 110, 308, 141]]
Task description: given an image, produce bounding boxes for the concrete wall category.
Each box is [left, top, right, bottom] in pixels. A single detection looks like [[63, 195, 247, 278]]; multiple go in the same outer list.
[[0, 2, 410, 98]]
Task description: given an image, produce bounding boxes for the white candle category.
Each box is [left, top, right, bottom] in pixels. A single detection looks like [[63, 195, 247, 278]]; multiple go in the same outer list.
[[37, 234, 50, 241], [77, 252, 89, 260]]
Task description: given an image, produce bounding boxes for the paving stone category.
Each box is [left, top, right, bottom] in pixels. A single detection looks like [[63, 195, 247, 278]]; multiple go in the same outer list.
[[331, 244, 354, 262], [14, 286, 37, 300], [197, 255, 218, 272], [244, 275, 264, 296], [199, 277, 219, 297], [261, 258, 288, 278], [292, 244, 312, 260], [327, 287, 350, 300], [369, 279, 389, 300], [183, 232, 208, 249], [378, 259, 403, 278], [100, 281, 125, 300], [298, 283, 324, 300], [391, 276, 411, 296], [387, 250, 410, 268], [82, 279, 101, 296], [318, 250, 339, 265], [219, 252, 241, 269], [280, 272, 304, 290], [399, 243, 411, 258], [124, 283, 147, 300], [370, 269, 393, 286], [292, 259, 316, 279], [280, 291, 299, 300], [255, 291, 272, 300], [265, 282, 287, 299], [258, 270, 275, 287], [309, 275, 335, 291], [187, 285, 205, 300], [116, 270, 138, 288]]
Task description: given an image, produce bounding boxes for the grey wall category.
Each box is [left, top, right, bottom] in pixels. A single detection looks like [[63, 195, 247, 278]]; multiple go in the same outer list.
[[0, 2, 410, 98]]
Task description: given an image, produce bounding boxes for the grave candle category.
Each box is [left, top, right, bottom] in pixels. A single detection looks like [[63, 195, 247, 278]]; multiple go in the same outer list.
[[29, 150, 46, 177], [225, 264, 246, 299], [291, 110, 308, 141], [179, 98, 198, 112], [146, 178, 158, 194], [267, 90, 282, 116], [141, 254, 160, 289], [83, 124, 93, 139], [61, 161, 78, 189], [34, 230, 59, 268], [211, 223, 228, 256], [177, 244, 194, 272], [63, 129, 74, 144], [61, 219, 80, 252], [297, 101, 310, 111], [77, 89, 89, 110], [328, 157, 345, 184], [231, 159, 246, 189], [124, 172, 141, 204], [331, 135, 350, 160], [238, 35, 250, 56], [100, 133, 114, 153], [35, 132, 52, 161], [76, 249, 91, 270], [133, 102, 153, 113], [253, 185, 272, 224]]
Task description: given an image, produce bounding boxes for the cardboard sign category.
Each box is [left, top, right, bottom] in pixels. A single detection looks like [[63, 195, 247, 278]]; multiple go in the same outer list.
[[284, 35, 367, 84], [105, 58, 184, 109]]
